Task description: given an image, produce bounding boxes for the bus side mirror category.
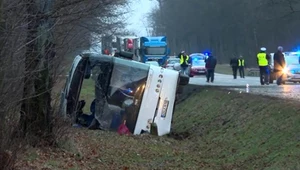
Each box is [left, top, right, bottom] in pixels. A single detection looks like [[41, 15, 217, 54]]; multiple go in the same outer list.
[[84, 66, 91, 79], [84, 61, 91, 79]]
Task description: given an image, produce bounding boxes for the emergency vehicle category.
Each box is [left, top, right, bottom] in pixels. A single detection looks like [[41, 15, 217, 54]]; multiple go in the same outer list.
[[269, 51, 300, 84], [59, 52, 189, 136]]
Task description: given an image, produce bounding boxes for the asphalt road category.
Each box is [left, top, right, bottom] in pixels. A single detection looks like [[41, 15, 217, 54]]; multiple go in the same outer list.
[[189, 73, 300, 100]]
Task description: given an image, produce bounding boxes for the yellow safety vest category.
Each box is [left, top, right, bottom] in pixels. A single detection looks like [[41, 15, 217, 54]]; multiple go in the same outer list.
[[257, 53, 268, 66], [180, 55, 189, 64], [238, 59, 244, 66]]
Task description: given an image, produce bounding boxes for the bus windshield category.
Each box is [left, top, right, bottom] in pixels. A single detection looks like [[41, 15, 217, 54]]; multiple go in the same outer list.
[[144, 47, 166, 55]]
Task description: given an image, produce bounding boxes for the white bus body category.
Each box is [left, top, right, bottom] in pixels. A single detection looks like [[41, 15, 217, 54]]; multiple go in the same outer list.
[[60, 53, 188, 136]]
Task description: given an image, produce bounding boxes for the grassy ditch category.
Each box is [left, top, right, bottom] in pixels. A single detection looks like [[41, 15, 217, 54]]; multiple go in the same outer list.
[[173, 86, 300, 169], [15, 85, 300, 169]]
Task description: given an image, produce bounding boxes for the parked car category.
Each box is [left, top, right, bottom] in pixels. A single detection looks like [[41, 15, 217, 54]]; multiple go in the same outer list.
[[189, 53, 206, 77], [189, 53, 206, 60], [164, 58, 180, 70]]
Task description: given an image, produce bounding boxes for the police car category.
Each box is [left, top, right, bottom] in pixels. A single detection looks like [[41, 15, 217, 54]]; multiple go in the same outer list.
[[269, 51, 300, 84]]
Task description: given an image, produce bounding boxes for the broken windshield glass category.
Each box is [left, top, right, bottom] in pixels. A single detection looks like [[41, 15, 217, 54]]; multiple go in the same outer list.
[[90, 57, 150, 132]]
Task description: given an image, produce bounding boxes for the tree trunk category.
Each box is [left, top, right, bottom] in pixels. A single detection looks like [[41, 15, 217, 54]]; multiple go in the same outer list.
[[20, 0, 54, 144]]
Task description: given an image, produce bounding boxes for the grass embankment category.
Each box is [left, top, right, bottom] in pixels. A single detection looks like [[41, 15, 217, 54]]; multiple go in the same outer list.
[[79, 79, 95, 113], [16, 85, 300, 169], [215, 64, 259, 77]]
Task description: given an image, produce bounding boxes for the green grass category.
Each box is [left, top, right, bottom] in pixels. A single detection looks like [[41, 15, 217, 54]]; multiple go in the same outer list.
[[173, 87, 300, 169], [79, 78, 95, 113], [17, 86, 300, 169], [215, 64, 259, 77], [215, 64, 233, 75]]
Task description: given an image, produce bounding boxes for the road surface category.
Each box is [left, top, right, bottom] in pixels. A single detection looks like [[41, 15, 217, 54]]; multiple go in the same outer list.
[[189, 73, 300, 100]]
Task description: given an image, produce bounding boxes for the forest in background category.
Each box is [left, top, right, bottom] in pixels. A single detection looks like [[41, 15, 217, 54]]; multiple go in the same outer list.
[[149, 0, 300, 65]]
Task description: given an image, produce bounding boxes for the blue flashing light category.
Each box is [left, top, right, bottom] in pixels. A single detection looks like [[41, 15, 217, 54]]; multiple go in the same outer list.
[[291, 46, 300, 53], [203, 50, 211, 56]]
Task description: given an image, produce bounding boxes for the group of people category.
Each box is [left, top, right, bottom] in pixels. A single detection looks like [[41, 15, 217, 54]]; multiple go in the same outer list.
[[177, 51, 217, 82], [256, 46, 286, 85], [230, 56, 245, 79], [230, 46, 286, 85], [177, 46, 286, 85]]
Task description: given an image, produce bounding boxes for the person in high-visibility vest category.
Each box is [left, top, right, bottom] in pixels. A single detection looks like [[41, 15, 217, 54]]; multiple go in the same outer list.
[[179, 51, 190, 75], [238, 55, 245, 78], [257, 47, 270, 85]]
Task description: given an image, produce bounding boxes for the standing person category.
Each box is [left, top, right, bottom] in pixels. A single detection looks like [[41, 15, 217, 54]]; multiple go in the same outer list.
[[257, 47, 270, 85], [230, 57, 238, 79], [205, 54, 217, 83], [238, 55, 245, 78], [104, 48, 110, 55], [179, 51, 190, 75], [273, 46, 286, 85], [177, 51, 184, 58]]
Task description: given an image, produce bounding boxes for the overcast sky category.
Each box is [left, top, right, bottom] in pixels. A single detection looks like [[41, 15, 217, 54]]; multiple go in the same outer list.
[[125, 0, 157, 36]]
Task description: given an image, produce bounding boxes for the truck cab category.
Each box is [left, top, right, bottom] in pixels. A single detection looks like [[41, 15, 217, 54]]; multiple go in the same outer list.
[[139, 36, 170, 66]]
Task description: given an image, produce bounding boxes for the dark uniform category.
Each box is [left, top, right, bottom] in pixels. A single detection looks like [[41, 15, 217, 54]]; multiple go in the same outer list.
[[230, 57, 238, 79], [238, 57, 245, 78], [205, 55, 217, 82], [257, 51, 270, 85], [273, 50, 286, 84]]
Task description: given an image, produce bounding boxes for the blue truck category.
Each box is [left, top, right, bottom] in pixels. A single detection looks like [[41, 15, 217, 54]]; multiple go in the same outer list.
[[138, 36, 170, 66]]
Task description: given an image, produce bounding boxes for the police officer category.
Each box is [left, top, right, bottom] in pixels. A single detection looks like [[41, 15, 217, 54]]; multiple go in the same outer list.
[[177, 51, 184, 58], [238, 55, 245, 78], [179, 51, 190, 75], [230, 57, 238, 79], [257, 47, 270, 85]]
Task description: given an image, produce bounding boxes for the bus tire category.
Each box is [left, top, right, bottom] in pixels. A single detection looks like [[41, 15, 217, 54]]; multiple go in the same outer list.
[[179, 74, 189, 85]]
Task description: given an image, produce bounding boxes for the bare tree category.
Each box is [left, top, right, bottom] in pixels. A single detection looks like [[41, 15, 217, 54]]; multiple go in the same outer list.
[[0, 0, 130, 168]]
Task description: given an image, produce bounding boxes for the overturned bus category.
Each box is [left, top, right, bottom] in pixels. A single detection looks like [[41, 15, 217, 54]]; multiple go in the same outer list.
[[59, 52, 189, 136]]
